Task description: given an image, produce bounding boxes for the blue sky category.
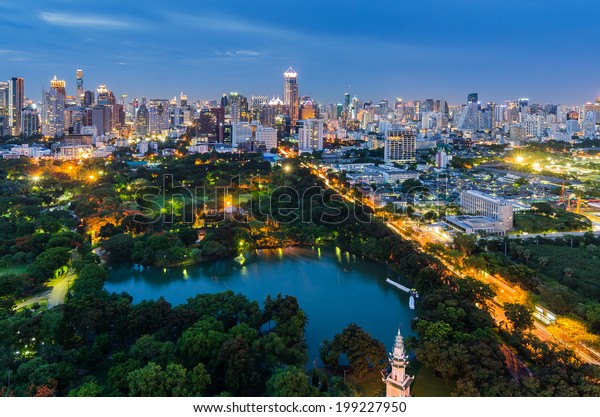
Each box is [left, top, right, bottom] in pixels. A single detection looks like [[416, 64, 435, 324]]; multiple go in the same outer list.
[[1, 0, 599, 105]]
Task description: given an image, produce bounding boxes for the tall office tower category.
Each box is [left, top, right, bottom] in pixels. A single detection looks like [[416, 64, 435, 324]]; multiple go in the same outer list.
[[0, 81, 8, 112], [21, 105, 40, 137], [518, 98, 529, 111], [76, 69, 84, 102], [148, 99, 170, 134], [83, 90, 95, 107], [283, 67, 299, 126], [438, 99, 448, 115], [180, 92, 188, 108], [136, 101, 149, 136], [457, 102, 480, 131], [91, 105, 112, 136], [97, 85, 115, 105], [50, 75, 67, 97], [467, 93, 478, 104], [197, 107, 225, 142], [298, 119, 323, 153], [344, 92, 351, 110], [384, 129, 416, 163], [8, 77, 24, 136], [41, 89, 65, 137]]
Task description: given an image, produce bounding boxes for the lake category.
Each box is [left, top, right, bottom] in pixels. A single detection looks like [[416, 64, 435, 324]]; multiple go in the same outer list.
[[105, 246, 450, 395]]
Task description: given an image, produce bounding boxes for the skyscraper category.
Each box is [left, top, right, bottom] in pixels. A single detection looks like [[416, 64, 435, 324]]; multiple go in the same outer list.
[[8, 77, 24, 136], [384, 129, 416, 163], [41, 88, 65, 137], [76, 69, 84, 103], [136, 100, 149, 137], [50, 75, 67, 97], [298, 119, 323, 153], [283, 67, 299, 126], [467, 93, 478, 104], [0, 81, 8, 111]]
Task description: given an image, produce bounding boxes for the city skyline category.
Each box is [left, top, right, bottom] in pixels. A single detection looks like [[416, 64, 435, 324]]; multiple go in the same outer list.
[[1, 0, 600, 104]]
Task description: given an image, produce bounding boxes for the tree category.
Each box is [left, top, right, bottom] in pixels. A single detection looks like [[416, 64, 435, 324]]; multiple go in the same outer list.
[[68, 378, 104, 397], [27, 247, 71, 281], [330, 323, 387, 377], [265, 367, 317, 397], [189, 363, 211, 396], [454, 234, 477, 257], [503, 303, 533, 332], [103, 233, 134, 261], [177, 317, 228, 368], [127, 362, 189, 397]]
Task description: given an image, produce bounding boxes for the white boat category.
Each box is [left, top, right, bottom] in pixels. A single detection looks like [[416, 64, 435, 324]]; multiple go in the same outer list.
[[409, 295, 415, 310]]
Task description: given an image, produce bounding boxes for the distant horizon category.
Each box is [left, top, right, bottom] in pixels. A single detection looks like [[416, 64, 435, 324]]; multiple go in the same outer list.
[[2, 1, 600, 106]]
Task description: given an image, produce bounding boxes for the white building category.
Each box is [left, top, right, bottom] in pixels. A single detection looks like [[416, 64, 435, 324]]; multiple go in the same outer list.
[[459, 190, 513, 233], [188, 144, 210, 154], [436, 150, 452, 168], [232, 122, 253, 147], [298, 119, 323, 153], [256, 126, 277, 151], [384, 129, 416, 163]]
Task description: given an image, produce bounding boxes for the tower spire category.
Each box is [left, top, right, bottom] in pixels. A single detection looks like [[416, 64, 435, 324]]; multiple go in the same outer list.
[[382, 328, 414, 397]]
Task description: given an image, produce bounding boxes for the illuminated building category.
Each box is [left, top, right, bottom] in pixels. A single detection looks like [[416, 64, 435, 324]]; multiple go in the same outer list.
[[21, 105, 40, 137], [384, 129, 416, 163], [300, 98, 317, 120], [76, 69, 84, 103], [256, 126, 277, 151], [0, 81, 8, 112], [232, 122, 253, 147], [50, 75, 66, 97], [459, 190, 513, 233], [298, 119, 323, 153], [283, 67, 299, 126], [41, 88, 65, 137], [8, 77, 24, 136], [136, 100, 149, 136]]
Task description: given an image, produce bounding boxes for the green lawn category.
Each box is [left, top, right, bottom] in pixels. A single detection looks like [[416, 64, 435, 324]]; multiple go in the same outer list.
[[523, 243, 600, 307], [513, 213, 591, 234]]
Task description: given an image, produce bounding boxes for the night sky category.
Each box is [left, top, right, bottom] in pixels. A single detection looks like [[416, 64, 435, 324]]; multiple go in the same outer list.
[[2, 0, 599, 105]]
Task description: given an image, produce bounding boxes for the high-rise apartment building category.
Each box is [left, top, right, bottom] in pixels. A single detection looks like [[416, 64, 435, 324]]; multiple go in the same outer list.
[[283, 67, 299, 126], [0, 81, 8, 112], [298, 119, 323, 153], [41, 88, 65, 137], [8, 77, 24, 136], [21, 106, 40, 137], [384, 129, 416, 163]]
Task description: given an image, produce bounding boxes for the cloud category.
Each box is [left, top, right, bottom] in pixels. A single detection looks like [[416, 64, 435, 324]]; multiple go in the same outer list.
[[39, 11, 133, 29], [220, 50, 262, 57], [166, 13, 305, 41]]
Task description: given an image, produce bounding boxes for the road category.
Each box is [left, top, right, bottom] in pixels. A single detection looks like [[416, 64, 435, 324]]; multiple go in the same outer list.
[[14, 271, 74, 311]]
